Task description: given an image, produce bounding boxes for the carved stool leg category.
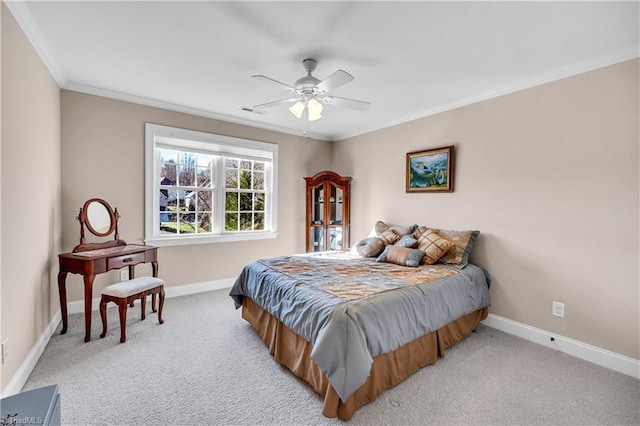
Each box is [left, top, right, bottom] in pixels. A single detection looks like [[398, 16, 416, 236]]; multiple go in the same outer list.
[[151, 293, 157, 313], [99, 297, 108, 338], [128, 266, 135, 307], [157, 286, 165, 324], [118, 301, 128, 343], [141, 293, 147, 320]]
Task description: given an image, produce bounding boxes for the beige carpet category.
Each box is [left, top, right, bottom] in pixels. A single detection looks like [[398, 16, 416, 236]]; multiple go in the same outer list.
[[22, 289, 640, 425]]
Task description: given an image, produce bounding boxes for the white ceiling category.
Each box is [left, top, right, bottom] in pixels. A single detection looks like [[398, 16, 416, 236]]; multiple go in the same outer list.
[[9, 1, 640, 141]]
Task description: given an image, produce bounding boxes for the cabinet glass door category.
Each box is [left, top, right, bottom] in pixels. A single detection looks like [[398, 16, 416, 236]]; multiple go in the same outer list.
[[311, 184, 324, 225], [328, 227, 343, 250], [329, 185, 344, 226], [311, 226, 324, 252]]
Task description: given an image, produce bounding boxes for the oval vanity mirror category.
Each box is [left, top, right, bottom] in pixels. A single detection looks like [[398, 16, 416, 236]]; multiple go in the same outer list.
[[73, 198, 125, 252], [84, 199, 115, 237]]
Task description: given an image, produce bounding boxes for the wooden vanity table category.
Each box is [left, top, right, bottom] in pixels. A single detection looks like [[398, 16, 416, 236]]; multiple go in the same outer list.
[[58, 198, 158, 342], [58, 244, 158, 342]]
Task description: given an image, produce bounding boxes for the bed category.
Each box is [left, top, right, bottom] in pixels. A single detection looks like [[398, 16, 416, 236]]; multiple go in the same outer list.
[[229, 223, 490, 420]]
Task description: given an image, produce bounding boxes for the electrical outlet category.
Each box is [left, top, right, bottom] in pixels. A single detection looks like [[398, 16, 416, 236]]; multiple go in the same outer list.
[[120, 269, 129, 281], [552, 301, 565, 318], [2, 339, 8, 365]]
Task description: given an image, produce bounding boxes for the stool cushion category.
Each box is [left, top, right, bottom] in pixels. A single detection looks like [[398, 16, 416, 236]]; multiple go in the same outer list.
[[102, 277, 165, 298]]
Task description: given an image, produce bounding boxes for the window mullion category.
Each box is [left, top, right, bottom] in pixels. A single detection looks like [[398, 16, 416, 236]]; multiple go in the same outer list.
[[214, 156, 225, 234], [265, 162, 272, 232]]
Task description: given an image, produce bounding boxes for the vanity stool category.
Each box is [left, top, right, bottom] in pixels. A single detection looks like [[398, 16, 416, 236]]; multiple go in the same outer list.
[[99, 276, 165, 343]]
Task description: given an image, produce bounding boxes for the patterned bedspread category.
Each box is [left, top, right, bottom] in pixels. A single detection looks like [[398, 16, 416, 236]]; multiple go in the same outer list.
[[263, 252, 459, 301], [230, 250, 490, 402]]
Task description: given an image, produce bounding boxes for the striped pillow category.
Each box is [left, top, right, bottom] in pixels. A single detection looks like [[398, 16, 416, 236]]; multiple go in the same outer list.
[[376, 245, 425, 267]]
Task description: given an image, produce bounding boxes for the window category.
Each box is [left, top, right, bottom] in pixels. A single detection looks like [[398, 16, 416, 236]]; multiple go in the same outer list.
[[145, 124, 278, 246], [224, 158, 267, 232]]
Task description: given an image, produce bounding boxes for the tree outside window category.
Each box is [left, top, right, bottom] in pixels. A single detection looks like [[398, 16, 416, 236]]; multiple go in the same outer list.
[[224, 158, 266, 232]]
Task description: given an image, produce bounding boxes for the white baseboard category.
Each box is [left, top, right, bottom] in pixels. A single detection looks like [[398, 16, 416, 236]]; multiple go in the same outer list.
[[2, 311, 62, 398], [1, 278, 234, 398], [163, 278, 235, 299], [482, 313, 640, 379]]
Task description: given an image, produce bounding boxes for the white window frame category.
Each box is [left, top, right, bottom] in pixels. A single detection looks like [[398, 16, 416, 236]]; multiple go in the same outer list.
[[145, 123, 278, 247]]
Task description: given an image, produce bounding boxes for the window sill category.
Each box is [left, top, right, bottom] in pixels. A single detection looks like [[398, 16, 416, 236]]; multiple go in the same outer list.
[[145, 231, 278, 247]]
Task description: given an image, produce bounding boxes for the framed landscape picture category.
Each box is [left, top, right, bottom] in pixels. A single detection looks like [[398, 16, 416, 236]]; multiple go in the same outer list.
[[406, 145, 455, 192]]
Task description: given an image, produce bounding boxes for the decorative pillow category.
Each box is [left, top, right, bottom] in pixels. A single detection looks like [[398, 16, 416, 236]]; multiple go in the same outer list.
[[394, 234, 418, 248], [351, 237, 385, 257], [413, 226, 429, 239], [368, 221, 417, 238], [417, 230, 454, 265], [379, 229, 400, 245], [376, 245, 425, 267], [428, 228, 480, 268]]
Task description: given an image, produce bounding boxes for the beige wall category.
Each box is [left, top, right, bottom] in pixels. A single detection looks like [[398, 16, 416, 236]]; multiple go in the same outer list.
[[1, 4, 61, 390], [333, 59, 640, 359], [60, 91, 332, 301]]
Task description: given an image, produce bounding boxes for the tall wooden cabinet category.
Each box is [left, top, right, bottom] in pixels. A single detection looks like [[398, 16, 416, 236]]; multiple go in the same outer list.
[[305, 171, 352, 252]]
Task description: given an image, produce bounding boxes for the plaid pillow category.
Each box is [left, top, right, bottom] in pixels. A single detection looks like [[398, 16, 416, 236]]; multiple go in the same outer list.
[[417, 230, 454, 265], [428, 229, 480, 268], [379, 229, 400, 245]]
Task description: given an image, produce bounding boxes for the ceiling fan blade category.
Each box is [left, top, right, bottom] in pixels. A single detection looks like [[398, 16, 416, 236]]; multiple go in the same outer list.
[[316, 70, 354, 93], [252, 75, 295, 92], [253, 98, 299, 109], [320, 95, 371, 112]]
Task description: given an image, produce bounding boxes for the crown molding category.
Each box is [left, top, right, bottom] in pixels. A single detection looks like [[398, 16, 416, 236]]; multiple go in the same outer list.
[[68, 42, 637, 144], [4, 0, 67, 87], [62, 82, 330, 142], [335, 45, 640, 141]]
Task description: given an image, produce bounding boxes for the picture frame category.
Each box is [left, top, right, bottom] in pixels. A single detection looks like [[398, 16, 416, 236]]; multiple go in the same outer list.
[[406, 145, 455, 192]]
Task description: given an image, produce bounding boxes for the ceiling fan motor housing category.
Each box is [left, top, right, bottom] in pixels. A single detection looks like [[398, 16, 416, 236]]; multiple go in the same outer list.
[[295, 59, 322, 96], [295, 75, 321, 96]]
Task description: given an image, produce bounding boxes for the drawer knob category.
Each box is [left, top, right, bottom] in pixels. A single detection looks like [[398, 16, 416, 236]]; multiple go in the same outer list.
[[122, 257, 133, 263]]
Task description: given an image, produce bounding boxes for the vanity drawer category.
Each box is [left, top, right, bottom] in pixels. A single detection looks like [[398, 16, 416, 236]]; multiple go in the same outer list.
[[107, 252, 145, 269]]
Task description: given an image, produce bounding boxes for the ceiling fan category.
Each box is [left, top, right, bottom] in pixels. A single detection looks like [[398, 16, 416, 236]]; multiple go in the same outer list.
[[252, 58, 371, 122]]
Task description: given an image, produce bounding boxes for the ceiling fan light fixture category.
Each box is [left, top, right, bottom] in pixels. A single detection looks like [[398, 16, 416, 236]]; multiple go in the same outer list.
[[289, 101, 305, 119], [253, 58, 370, 123], [307, 98, 323, 121], [289, 98, 323, 121]]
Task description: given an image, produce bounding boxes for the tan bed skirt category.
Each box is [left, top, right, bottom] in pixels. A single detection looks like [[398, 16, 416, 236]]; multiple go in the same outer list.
[[242, 297, 488, 420]]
